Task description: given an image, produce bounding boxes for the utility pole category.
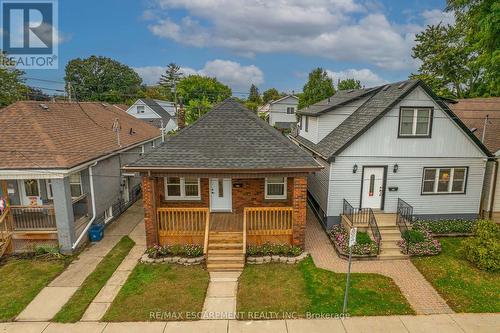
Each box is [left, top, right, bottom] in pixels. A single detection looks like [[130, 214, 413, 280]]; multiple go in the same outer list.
[[67, 82, 72, 103], [481, 115, 489, 143]]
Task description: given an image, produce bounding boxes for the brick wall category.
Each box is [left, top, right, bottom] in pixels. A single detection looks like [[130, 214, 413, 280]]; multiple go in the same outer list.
[[232, 178, 293, 213], [292, 176, 307, 248], [142, 176, 158, 247], [156, 177, 210, 208]]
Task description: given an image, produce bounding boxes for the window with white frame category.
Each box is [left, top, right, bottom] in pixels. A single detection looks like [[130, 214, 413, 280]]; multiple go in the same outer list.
[[265, 177, 287, 199], [69, 173, 83, 198], [286, 107, 295, 114], [46, 179, 54, 199], [422, 167, 467, 194], [399, 107, 432, 137], [165, 177, 201, 200], [137, 105, 145, 114]]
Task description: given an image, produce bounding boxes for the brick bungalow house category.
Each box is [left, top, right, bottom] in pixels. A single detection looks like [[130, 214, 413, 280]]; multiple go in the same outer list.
[[124, 98, 321, 270]]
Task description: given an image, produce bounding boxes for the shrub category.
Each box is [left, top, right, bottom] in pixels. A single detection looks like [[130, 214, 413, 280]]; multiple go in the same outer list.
[[170, 244, 183, 256], [356, 231, 372, 245], [33, 245, 64, 259], [413, 219, 476, 234], [328, 226, 378, 256], [146, 244, 203, 258], [183, 244, 203, 258], [245, 242, 303, 257], [462, 220, 500, 271], [402, 229, 425, 243]]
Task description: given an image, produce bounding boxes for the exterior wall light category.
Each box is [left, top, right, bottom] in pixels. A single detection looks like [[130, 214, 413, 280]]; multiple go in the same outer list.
[[353, 164, 358, 173], [393, 164, 399, 173]]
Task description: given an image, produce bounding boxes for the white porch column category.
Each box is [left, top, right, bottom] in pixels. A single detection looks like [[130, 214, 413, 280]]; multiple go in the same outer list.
[[52, 177, 76, 254]]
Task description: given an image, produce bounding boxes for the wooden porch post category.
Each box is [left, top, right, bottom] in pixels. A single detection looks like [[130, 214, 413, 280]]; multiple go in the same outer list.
[[142, 176, 158, 248], [292, 176, 307, 248]]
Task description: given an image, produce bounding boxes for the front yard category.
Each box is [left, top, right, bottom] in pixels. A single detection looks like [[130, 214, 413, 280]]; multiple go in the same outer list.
[[103, 263, 209, 321], [412, 237, 500, 313], [237, 257, 414, 317], [0, 257, 69, 321]]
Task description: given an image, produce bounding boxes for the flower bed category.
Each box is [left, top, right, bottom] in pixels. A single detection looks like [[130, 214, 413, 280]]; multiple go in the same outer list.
[[141, 244, 205, 265], [328, 226, 378, 257], [413, 219, 476, 235], [398, 225, 441, 256], [246, 242, 307, 264]]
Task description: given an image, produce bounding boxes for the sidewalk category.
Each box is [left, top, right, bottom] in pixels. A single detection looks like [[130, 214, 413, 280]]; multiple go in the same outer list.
[[1, 313, 498, 333], [305, 209, 452, 315], [16, 200, 145, 322]]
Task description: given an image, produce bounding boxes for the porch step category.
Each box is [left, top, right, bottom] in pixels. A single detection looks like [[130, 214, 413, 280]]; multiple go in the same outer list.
[[208, 249, 244, 255], [380, 234, 403, 241], [208, 243, 243, 249], [377, 225, 399, 230], [207, 256, 245, 264], [381, 242, 400, 250], [206, 263, 245, 271], [207, 230, 245, 272]]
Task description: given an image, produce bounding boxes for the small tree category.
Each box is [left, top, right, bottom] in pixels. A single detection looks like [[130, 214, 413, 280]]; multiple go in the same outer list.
[[462, 220, 500, 271], [248, 84, 261, 104], [338, 78, 362, 90], [262, 88, 281, 103], [0, 52, 28, 107], [299, 68, 335, 109], [159, 63, 183, 101]]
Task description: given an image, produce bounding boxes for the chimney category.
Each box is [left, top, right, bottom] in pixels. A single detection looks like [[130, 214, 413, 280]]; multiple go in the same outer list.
[[177, 97, 186, 130]]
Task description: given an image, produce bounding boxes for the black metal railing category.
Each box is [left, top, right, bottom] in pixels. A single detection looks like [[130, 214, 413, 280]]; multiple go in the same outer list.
[[94, 184, 142, 226], [368, 208, 381, 254], [342, 199, 382, 254], [396, 198, 413, 254]]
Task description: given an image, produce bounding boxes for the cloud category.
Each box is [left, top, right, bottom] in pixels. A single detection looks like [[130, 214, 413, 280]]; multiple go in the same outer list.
[[146, 0, 423, 70], [134, 59, 264, 90], [326, 68, 387, 87], [421, 9, 455, 26]]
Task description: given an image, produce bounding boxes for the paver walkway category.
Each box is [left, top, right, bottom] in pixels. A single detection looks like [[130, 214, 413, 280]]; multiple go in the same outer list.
[[1, 313, 499, 333], [82, 220, 147, 321], [305, 208, 453, 315], [202, 271, 241, 320], [16, 200, 145, 322]]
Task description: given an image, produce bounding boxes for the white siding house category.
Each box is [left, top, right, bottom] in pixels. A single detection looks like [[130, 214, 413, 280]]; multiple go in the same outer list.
[[126, 99, 178, 133], [291, 80, 492, 228], [267, 95, 299, 129]]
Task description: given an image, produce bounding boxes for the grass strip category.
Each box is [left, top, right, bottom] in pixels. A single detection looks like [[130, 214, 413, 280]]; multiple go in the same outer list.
[[52, 236, 135, 322]]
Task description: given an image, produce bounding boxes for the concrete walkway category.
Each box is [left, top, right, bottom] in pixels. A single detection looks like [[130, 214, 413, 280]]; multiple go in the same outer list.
[[1, 313, 499, 333], [82, 221, 147, 321], [305, 209, 453, 315], [202, 271, 241, 320], [16, 200, 145, 322]]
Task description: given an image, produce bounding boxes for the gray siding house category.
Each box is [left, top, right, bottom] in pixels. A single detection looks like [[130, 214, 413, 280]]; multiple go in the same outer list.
[[0, 101, 161, 254], [126, 98, 178, 133], [290, 80, 492, 228]]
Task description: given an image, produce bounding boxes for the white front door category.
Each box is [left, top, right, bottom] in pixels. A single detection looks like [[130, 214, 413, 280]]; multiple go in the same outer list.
[[19, 179, 42, 206], [210, 178, 232, 212], [361, 167, 385, 209]]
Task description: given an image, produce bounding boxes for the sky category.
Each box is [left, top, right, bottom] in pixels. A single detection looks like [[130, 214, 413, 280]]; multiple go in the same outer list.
[[25, 0, 454, 96]]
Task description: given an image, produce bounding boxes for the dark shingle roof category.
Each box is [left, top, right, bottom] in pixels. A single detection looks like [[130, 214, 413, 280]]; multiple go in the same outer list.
[[298, 87, 379, 116], [140, 99, 173, 120], [292, 79, 493, 160], [127, 98, 322, 171]]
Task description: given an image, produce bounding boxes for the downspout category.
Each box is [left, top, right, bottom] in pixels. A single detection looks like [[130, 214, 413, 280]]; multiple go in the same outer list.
[[71, 161, 98, 250]]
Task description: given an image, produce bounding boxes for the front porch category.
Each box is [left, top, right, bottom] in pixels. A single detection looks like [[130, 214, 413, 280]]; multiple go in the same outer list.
[[141, 174, 307, 270]]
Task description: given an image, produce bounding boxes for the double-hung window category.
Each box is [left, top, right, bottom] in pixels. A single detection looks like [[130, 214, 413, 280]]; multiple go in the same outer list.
[[137, 105, 145, 114], [165, 177, 201, 200], [286, 107, 295, 114], [69, 173, 83, 198], [265, 177, 287, 199], [399, 107, 432, 137], [421, 167, 467, 194]]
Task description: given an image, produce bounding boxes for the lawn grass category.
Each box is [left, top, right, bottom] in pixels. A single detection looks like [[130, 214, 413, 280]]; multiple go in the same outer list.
[[412, 237, 500, 313], [103, 263, 209, 321], [0, 257, 69, 321], [52, 236, 135, 322], [237, 257, 414, 317]]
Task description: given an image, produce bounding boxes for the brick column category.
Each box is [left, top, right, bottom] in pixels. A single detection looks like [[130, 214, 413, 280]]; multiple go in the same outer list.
[[142, 176, 158, 248], [292, 176, 307, 248]]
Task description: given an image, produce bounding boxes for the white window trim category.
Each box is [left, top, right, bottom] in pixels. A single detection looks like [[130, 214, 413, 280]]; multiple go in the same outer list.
[[304, 116, 309, 132], [422, 167, 467, 194], [46, 180, 54, 199], [399, 108, 432, 136], [287, 107, 295, 114], [165, 177, 201, 200], [265, 177, 287, 200], [69, 173, 83, 199]]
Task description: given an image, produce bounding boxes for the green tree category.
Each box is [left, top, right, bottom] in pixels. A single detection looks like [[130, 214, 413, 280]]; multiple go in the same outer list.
[[298, 68, 335, 109], [337, 78, 362, 90], [185, 97, 212, 124], [248, 84, 261, 104], [262, 88, 281, 103], [0, 53, 28, 107], [64, 55, 142, 103], [159, 63, 183, 101]]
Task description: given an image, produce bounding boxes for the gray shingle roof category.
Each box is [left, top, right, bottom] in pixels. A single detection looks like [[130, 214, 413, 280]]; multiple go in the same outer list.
[[140, 99, 173, 120], [297, 87, 379, 116], [127, 98, 322, 171], [292, 79, 493, 160]]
